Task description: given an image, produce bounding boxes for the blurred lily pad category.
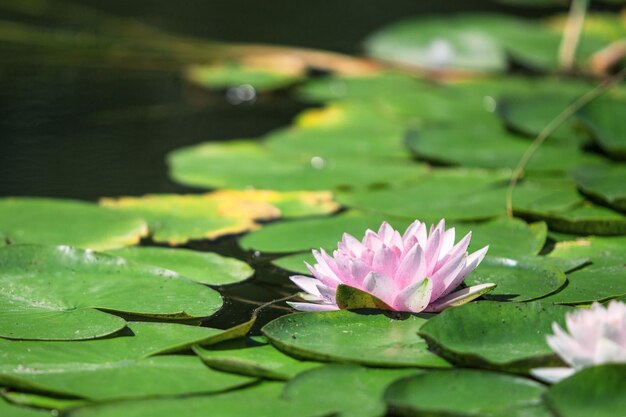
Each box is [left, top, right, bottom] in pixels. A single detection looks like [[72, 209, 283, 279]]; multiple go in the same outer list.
[[0, 321, 252, 370], [418, 301, 573, 372], [572, 165, 626, 212], [0, 245, 222, 340], [337, 169, 510, 222], [0, 198, 147, 250], [545, 364, 626, 417], [1, 392, 86, 412], [101, 190, 338, 245], [107, 246, 253, 286], [408, 123, 601, 171], [540, 265, 626, 304], [167, 140, 427, 191], [0, 356, 253, 401], [262, 310, 451, 368], [549, 236, 626, 266], [0, 398, 47, 417], [384, 369, 545, 417], [465, 256, 566, 302], [283, 365, 417, 417], [193, 338, 321, 380], [578, 96, 626, 159]]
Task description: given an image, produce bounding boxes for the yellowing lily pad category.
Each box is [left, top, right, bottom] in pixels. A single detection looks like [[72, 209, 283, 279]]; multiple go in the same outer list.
[[0, 245, 223, 340], [101, 190, 338, 245], [0, 198, 147, 251], [167, 140, 427, 191]]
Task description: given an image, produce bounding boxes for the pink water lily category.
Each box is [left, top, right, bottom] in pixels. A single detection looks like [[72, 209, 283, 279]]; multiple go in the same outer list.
[[288, 219, 493, 313], [531, 301, 626, 384]]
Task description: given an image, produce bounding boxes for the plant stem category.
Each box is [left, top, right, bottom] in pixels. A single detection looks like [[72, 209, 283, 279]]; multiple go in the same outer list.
[[505, 68, 626, 218], [558, 0, 589, 71]]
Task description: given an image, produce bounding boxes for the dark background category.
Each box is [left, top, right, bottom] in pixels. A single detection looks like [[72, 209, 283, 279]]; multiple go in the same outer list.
[[0, 0, 582, 200]]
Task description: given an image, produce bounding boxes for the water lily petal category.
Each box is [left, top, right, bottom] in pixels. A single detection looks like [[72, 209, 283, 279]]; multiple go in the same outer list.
[[530, 367, 575, 384]]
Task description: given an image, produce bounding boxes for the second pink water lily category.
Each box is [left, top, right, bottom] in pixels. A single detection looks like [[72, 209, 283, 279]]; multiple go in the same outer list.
[[289, 219, 495, 313]]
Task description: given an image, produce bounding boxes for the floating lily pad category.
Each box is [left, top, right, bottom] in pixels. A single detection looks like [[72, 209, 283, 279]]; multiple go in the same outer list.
[[167, 140, 427, 191], [101, 190, 337, 245], [540, 265, 626, 304], [284, 365, 417, 417], [418, 301, 573, 372], [66, 383, 311, 417], [194, 339, 321, 380], [0, 198, 147, 250], [0, 321, 252, 369], [0, 245, 222, 340], [0, 356, 254, 401], [549, 236, 626, 266], [107, 246, 253, 286], [294, 100, 405, 130], [408, 123, 601, 171], [240, 211, 406, 254], [384, 369, 545, 417], [545, 364, 626, 417], [264, 125, 410, 160], [337, 169, 510, 221], [0, 398, 47, 417], [262, 310, 450, 368], [1, 392, 86, 411], [578, 96, 626, 159], [465, 256, 566, 302], [572, 165, 626, 212], [185, 62, 303, 92]]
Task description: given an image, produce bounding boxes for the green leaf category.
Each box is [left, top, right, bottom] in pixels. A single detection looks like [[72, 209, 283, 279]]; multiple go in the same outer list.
[[384, 369, 545, 417], [0, 356, 254, 401], [2, 391, 86, 411], [335, 284, 394, 310], [0, 245, 222, 340], [541, 265, 626, 304], [549, 235, 626, 266], [167, 140, 428, 191], [65, 383, 315, 417], [465, 256, 566, 302], [572, 165, 626, 212], [546, 364, 626, 417], [418, 301, 573, 372], [408, 123, 601, 172], [185, 62, 303, 92], [0, 397, 48, 417], [578, 96, 626, 159], [262, 310, 451, 368], [284, 365, 417, 417], [193, 338, 321, 381], [337, 168, 510, 222], [107, 246, 253, 286], [0, 198, 147, 250], [0, 321, 247, 367]]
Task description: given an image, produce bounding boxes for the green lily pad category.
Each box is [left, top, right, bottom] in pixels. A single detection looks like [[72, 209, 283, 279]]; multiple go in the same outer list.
[[540, 265, 626, 304], [185, 62, 303, 92], [0, 198, 147, 250], [0, 321, 250, 367], [1, 392, 86, 411], [384, 369, 545, 417], [0, 356, 254, 401], [264, 124, 410, 160], [167, 140, 427, 191], [337, 169, 510, 221], [193, 338, 321, 380], [0, 245, 222, 340], [240, 211, 407, 254], [549, 236, 626, 266], [545, 364, 626, 417], [408, 123, 602, 171], [336, 285, 394, 310], [572, 165, 626, 212], [284, 365, 417, 417], [65, 383, 317, 417], [578, 96, 626, 159], [418, 301, 573, 372], [107, 246, 253, 286], [0, 398, 48, 417], [262, 310, 451, 368], [465, 256, 566, 302]]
